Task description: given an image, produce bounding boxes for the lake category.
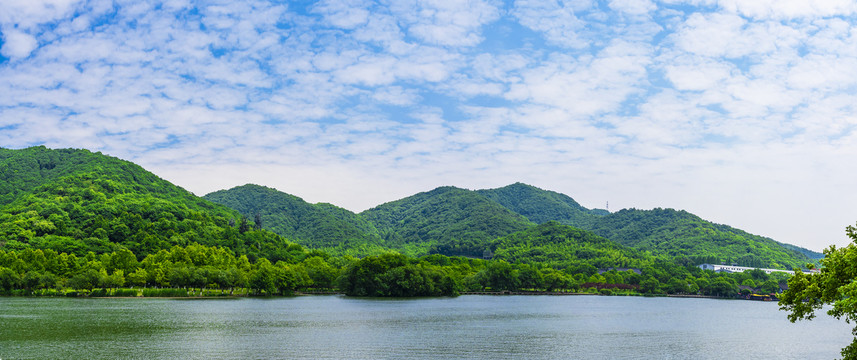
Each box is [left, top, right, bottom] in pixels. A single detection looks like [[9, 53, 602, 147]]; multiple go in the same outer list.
[[0, 295, 852, 359]]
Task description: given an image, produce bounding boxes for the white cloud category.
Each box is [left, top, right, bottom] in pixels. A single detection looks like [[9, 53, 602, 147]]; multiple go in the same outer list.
[[388, 0, 502, 47], [663, 56, 733, 91], [0, 0, 82, 29], [313, 0, 372, 29], [506, 40, 651, 120], [2, 0, 857, 252], [512, 0, 592, 49], [716, 0, 857, 19], [672, 12, 803, 58], [1, 29, 38, 58], [371, 86, 421, 106], [609, 0, 655, 16]]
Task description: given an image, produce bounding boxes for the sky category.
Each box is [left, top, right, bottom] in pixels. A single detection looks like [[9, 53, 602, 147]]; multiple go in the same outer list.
[[1, 0, 856, 252]]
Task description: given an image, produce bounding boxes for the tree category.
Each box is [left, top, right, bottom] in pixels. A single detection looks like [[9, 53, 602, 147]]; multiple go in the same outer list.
[[779, 223, 857, 359], [250, 259, 277, 295], [239, 216, 250, 234], [67, 269, 103, 290], [254, 212, 263, 230], [0, 267, 21, 294], [301, 256, 339, 289], [640, 276, 661, 294]]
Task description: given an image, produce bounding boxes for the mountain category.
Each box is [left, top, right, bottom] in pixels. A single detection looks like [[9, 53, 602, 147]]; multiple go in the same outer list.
[[203, 184, 386, 251], [476, 182, 606, 227], [585, 208, 817, 269], [0, 146, 230, 217], [359, 186, 534, 257], [471, 183, 822, 268], [0, 146, 821, 269], [0, 147, 305, 262]]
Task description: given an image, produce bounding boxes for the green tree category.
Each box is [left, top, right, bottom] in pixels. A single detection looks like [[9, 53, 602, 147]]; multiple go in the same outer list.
[[0, 267, 21, 293], [249, 259, 277, 295], [301, 256, 339, 289], [640, 276, 661, 294], [484, 261, 519, 291], [127, 268, 148, 287], [779, 223, 857, 359], [67, 269, 103, 290]]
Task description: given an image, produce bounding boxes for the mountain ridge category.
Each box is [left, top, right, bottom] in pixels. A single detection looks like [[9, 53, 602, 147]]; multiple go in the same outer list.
[[0, 146, 822, 269], [206, 180, 821, 268]]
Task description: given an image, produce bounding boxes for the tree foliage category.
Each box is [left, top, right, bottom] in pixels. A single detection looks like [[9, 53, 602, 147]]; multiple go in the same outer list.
[[0, 148, 304, 262], [585, 208, 817, 270], [360, 186, 534, 257], [779, 223, 857, 359], [204, 184, 386, 252]]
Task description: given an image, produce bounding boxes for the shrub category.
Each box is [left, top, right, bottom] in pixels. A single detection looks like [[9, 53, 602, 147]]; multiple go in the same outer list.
[[142, 288, 188, 297], [112, 288, 139, 297]]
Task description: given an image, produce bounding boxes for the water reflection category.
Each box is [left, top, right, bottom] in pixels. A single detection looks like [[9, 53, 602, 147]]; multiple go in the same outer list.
[[0, 296, 851, 359]]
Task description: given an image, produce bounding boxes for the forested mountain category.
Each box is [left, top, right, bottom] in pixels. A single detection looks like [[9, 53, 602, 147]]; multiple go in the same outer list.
[[475, 183, 821, 268], [0, 147, 305, 262], [203, 184, 386, 252], [584, 208, 815, 269], [359, 186, 534, 257], [0, 146, 231, 217], [203, 181, 819, 268], [0, 146, 821, 271]]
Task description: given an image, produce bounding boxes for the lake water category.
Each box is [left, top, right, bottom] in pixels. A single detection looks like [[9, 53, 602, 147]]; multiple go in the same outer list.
[[0, 295, 852, 359]]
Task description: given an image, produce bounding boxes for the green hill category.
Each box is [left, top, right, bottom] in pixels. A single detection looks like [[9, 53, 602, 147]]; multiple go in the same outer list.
[[585, 208, 815, 269], [476, 182, 606, 227], [203, 184, 386, 252], [474, 183, 821, 268], [0, 147, 305, 262], [360, 186, 535, 257], [0, 147, 821, 270], [0, 146, 231, 217]]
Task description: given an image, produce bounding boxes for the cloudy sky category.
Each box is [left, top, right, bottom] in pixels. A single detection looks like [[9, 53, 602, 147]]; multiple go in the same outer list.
[[2, 0, 856, 251]]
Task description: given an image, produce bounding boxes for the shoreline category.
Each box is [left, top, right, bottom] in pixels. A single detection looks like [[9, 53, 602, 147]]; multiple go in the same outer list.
[[1, 291, 750, 300]]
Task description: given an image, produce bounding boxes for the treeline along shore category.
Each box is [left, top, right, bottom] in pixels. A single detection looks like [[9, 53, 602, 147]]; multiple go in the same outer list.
[[0, 242, 792, 298]]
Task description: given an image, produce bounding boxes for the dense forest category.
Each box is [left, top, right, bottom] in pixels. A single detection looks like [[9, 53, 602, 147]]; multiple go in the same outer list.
[[0, 146, 818, 298], [359, 186, 535, 257], [0, 242, 789, 298], [204, 184, 388, 254], [0, 147, 305, 263]]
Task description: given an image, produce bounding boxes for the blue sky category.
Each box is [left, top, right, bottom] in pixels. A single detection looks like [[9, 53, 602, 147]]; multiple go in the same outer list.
[[2, 0, 857, 251]]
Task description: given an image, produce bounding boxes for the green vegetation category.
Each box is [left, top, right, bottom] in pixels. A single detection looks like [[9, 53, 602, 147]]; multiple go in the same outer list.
[[0, 241, 791, 299], [203, 184, 387, 254], [779, 223, 857, 359], [476, 183, 820, 269], [490, 222, 653, 271], [477, 182, 606, 226], [359, 186, 533, 257], [337, 253, 459, 296], [0, 243, 312, 296], [0, 147, 305, 262], [585, 208, 816, 269], [202, 179, 819, 270], [0, 146, 231, 217]]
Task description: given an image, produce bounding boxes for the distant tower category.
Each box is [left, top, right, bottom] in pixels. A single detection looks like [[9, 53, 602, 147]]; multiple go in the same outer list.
[[606, 201, 609, 212]]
